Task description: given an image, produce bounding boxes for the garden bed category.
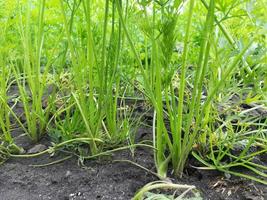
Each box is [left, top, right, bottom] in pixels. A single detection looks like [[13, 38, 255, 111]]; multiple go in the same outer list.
[[1, 1, 266, 199], [1, 85, 267, 200]]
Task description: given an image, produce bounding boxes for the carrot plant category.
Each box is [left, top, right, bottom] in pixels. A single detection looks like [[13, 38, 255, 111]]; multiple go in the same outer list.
[[116, 0, 261, 180], [193, 117, 267, 184], [133, 181, 196, 200], [55, 0, 136, 156], [0, 3, 24, 154], [0, 53, 12, 145], [0, 69, 22, 154], [7, 0, 53, 142]]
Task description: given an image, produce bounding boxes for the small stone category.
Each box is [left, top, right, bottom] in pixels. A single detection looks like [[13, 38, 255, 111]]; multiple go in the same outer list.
[[69, 193, 75, 198], [65, 170, 72, 178], [28, 144, 47, 154]]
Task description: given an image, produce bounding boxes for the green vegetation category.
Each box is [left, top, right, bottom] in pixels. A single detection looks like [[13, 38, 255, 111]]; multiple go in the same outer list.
[[0, 0, 266, 197]]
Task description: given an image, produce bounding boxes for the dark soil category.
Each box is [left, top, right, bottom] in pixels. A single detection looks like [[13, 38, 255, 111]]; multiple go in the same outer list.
[[0, 148, 155, 200], [0, 137, 266, 200]]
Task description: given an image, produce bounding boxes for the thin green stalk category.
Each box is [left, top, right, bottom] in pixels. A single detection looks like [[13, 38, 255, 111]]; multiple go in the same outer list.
[[173, 0, 195, 171]]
